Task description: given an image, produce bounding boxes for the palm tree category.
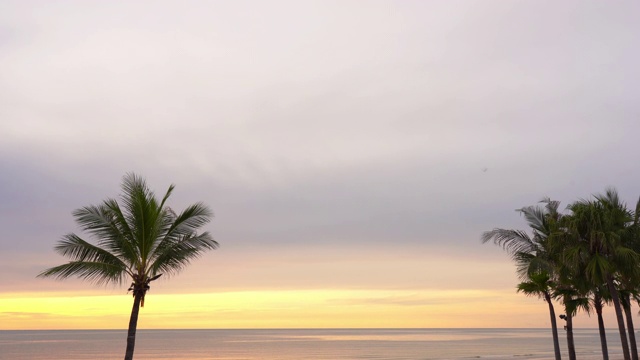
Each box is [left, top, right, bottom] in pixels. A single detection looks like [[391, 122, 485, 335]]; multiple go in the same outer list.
[[553, 281, 589, 360], [550, 214, 607, 360], [592, 286, 610, 360], [619, 197, 640, 360], [557, 210, 612, 360], [516, 272, 562, 360], [39, 173, 218, 360], [620, 289, 640, 360], [482, 200, 563, 360], [552, 258, 590, 360], [565, 189, 640, 360]]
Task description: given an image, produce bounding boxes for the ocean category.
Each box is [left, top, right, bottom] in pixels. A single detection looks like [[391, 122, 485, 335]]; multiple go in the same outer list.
[[0, 328, 626, 360]]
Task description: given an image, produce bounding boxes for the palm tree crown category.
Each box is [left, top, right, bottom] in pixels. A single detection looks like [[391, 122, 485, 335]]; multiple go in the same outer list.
[[482, 199, 563, 360], [39, 173, 218, 359]]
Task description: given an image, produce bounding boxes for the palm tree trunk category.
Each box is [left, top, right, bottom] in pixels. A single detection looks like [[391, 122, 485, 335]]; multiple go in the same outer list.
[[545, 293, 563, 360], [622, 294, 639, 360], [124, 292, 143, 360], [595, 295, 609, 360], [566, 313, 576, 360], [607, 275, 631, 360]]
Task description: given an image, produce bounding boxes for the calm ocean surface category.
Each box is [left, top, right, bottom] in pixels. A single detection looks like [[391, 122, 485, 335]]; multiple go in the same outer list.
[[0, 328, 627, 360]]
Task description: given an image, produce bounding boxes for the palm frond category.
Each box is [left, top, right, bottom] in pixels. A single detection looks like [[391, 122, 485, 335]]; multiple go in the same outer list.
[[53, 234, 129, 272], [73, 203, 118, 238], [540, 197, 561, 217], [481, 228, 536, 256], [152, 203, 212, 256], [38, 261, 127, 285], [72, 202, 138, 264], [102, 198, 139, 263], [164, 203, 212, 238], [595, 187, 623, 209], [159, 184, 175, 211], [149, 232, 218, 276], [514, 251, 536, 278], [518, 205, 548, 236], [584, 253, 611, 284], [615, 246, 640, 262], [525, 256, 554, 278], [564, 296, 590, 316], [517, 273, 552, 299], [119, 173, 164, 267]]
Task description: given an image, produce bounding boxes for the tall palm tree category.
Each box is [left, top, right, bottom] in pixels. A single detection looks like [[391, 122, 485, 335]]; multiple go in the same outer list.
[[552, 258, 590, 360], [619, 196, 640, 360], [620, 289, 640, 360], [553, 281, 589, 360], [550, 214, 607, 360], [557, 210, 612, 360], [592, 287, 610, 360], [565, 189, 639, 360], [482, 200, 563, 360], [516, 272, 562, 360], [39, 173, 218, 360]]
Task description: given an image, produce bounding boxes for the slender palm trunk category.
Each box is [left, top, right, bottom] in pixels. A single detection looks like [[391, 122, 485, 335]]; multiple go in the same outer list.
[[566, 313, 576, 360], [607, 276, 631, 360], [594, 295, 609, 360], [622, 294, 639, 360], [124, 292, 143, 360], [545, 293, 562, 360]]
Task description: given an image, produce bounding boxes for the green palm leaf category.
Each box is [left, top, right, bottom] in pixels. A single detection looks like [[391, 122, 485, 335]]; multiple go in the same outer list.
[[38, 173, 217, 360], [39, 261, 126, 285]]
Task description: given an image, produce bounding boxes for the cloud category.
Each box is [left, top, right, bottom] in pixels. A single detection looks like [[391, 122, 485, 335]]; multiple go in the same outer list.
[[0, 1, 639, 317]]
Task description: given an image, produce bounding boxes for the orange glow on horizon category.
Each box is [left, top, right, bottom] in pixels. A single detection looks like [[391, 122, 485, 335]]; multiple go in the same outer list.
[[0, 289, 559, 330]]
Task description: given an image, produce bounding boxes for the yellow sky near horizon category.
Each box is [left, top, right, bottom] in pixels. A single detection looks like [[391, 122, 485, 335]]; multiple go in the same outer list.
[[0, 288, 610, 330], [1, 248, 628, 331], [2, 0, 639, 334]]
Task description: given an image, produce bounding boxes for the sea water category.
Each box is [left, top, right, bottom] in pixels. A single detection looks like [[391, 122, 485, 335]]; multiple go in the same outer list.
[[0, 328, 626, 360]]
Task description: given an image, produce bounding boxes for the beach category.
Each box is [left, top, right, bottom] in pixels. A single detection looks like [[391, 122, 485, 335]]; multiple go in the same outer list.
[[0, 328, 625, 360]]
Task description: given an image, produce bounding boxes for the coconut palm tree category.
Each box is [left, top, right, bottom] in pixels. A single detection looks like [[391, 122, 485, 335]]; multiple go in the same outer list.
[[550, 211, 609, 360], [516, 272, 562, 360], [619, 197, 640, 360], [557, 209, 613, 360], [535, 200, 588, 360], [482, 200, 563, 360], [620, 289, 640, 360], [553, 280, 589, 360], [565, 189, 640, 360], [592, 286, 610, 360], [39, 173, 218, 360], [534, 200, 588, 360]]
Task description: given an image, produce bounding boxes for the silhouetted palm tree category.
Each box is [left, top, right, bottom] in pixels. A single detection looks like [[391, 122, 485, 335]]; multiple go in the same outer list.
[[482, 200, 563, 360], [565, 189, 639, 360], [39, 173, 218, 360], [554, 282, 589, 360], [620, 289, 640, 360], [619, 197, 640, 360], [555, 209, 611, 360], [516, 272, 562, 360], [591, 286, 610, 360]]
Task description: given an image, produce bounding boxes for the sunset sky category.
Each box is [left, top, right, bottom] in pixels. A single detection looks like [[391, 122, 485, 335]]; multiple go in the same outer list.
[[1, 1, 640, 330]]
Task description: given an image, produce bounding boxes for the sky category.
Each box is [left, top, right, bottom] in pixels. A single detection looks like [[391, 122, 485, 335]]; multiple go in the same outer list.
[[1, 0, 640, 330]]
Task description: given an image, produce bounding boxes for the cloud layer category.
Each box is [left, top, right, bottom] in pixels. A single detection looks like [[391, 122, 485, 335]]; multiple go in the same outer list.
[[1, 1, 640, 327]]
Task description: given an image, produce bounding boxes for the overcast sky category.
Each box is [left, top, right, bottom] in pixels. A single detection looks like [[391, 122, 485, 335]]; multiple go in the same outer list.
[[1, 0, 640, 328]]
